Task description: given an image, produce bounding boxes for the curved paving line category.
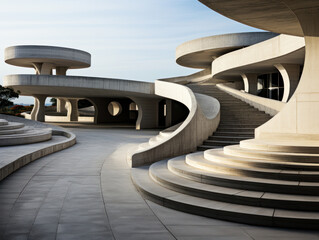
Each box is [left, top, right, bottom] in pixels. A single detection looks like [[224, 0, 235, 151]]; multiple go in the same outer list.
[[0, 129, 76, 181]]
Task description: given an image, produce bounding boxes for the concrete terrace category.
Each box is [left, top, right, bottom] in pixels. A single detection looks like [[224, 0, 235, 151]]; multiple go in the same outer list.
[[0, 125, 319, 240]]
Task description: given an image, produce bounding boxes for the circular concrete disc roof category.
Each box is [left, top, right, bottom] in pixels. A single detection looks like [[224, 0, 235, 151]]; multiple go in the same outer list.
[[199, 0, 308, 37], [5, 45, 91, 69], [176, 32, 278, 69]]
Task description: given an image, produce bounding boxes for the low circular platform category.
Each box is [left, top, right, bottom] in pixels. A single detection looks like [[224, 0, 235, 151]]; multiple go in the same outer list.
[[4, 45, 91, 69]]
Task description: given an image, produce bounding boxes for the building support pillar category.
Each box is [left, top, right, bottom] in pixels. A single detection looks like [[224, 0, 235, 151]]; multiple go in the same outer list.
[[256, 3, 319, 140], [66, 99, 79, 122], [30, 95, 47, 122], [57, 98, 67, 114], [274, 64, 300, 102], [32, 63, 54, 75], [241, 73, 258, 95], [131, 97, 159, 130]]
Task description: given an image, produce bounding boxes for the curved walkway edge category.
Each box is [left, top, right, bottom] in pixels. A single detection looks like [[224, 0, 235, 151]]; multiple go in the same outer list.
[[0, 116, 76, 181]]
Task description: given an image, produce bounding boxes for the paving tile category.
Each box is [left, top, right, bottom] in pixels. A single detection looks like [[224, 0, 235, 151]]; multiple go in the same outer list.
[[3, 127, 318, 240]]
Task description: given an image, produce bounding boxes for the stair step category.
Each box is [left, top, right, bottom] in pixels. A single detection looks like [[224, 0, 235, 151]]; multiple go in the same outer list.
[[131, 164, 319, 229], [203, 140, 239, 146], [0, 122, 24, 131], [150, 159, 319, 210], [217, 127, 255, 131], [197, 145, 222, 151], [241, 139, 319, 154], [0, 128, 52, 146], [213, 132, 254, 137], [209, 135, 252, 141], [224, 145, 319, 163], [0, 126, 29, 135], [0, 119, 8, 126], [168, 156, 319, 196], [187, 151, 319, 182], [205, 148, 319, 171]]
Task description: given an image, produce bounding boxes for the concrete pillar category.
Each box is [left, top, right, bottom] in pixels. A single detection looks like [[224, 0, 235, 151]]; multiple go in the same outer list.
[[131, 97, 159, 130], [56, 98, 67, 114], [241, 73, 258, 95], [66, 99, 78, 122], [32, 63, 54, 75], [30, 95, 46, 122], [30, 97, 38, 120], [274, 64, 300, 102], [56, 67, 68, 76], [256, 3, 319, 140]]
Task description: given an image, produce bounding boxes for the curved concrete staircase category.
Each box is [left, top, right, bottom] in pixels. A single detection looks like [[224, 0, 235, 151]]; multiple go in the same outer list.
[[131, 83, 319, 229], [188, 84, 271, 150], [0, 119, 52, 146], [131, 144, 319, 229]]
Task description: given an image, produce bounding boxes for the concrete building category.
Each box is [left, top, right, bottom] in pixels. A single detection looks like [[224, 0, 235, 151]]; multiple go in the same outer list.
[[1, 0, 319, 236]]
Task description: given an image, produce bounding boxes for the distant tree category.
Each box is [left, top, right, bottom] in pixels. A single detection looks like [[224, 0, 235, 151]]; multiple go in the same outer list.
[[50, 98, 57, 106], [0, 85, 19, 108]]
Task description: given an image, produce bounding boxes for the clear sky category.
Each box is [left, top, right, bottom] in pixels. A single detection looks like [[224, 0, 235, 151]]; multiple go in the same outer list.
[[0, 0, 260, 104]]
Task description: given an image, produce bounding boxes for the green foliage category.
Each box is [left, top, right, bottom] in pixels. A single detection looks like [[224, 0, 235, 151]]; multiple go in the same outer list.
[[0, 85, 19, 108]]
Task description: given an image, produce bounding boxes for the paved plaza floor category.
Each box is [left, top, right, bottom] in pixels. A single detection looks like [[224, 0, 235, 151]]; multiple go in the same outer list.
[[0, 126, 319, 240]]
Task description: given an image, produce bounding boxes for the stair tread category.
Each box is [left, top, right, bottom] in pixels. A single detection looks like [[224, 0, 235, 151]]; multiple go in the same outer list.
[[207, 148, 319, 170], [131, 164, 319, 228], [151, 159, 319, 206], [187, 151, 319, 181], [168, 155, 319, 189]]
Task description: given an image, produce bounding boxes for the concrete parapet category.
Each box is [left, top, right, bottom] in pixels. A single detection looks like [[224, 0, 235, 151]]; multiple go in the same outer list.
[[128, 80, 220, 167]]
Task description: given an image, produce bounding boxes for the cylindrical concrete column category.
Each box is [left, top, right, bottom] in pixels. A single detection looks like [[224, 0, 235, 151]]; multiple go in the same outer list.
[[30, 97, 38, 120], [241, 73, 258, 95], [31, 95, 47, 122], [256, 2, 319, 140], [32, 63, 54, 75], [66, 99, 79, 122], [274, 63, 300, 103], [57, 98, 67, 114]]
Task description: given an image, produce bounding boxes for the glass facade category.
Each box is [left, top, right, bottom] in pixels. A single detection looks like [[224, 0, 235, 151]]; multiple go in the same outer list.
[[257, 72, 284, 101]]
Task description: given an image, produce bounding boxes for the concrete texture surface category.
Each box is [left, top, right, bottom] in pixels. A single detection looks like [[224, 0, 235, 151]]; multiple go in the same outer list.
[[211, 34, 305, 81], [199, 0, 303, 36], [0, 126, 318, 239], [176, 32, 278, 69], [5, 45, 91, 69], [129, 80, 220, 167], [216, 83, 285, 116]]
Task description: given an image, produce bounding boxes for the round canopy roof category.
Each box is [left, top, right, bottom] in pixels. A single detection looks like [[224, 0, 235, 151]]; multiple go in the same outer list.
[[5, 45, 91, 69]]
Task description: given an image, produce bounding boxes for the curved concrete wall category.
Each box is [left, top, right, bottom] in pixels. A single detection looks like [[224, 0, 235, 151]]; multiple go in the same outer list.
[[159, 69, 212, 85], [212, 34, 305, 78], [176, 32, 278, 69], [128, 80, 220, 167]]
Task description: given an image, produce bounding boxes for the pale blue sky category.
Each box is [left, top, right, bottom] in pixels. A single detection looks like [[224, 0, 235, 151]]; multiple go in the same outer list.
[[0, 0, 260, 104]]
